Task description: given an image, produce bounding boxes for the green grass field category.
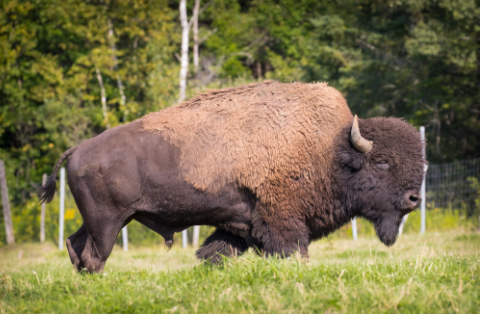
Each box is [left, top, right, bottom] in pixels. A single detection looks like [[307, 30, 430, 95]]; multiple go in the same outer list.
[[1, 230, 479, 313]]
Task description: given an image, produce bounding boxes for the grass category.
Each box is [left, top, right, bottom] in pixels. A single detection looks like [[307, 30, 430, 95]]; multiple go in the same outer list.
[[1, 231, 479, 313]]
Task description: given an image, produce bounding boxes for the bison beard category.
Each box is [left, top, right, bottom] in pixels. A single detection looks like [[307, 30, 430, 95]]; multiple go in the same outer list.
[[36, 81, 425, 273]]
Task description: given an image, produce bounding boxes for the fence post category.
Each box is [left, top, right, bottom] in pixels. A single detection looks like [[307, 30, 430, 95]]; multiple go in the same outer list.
[[351, 217, 358, 241], [192, 225, 200, 247], [40, 173, 47, 243], [59, 167, 65, 250], [122, 226, 128, 252], [399, 214, 408, 236], [182, 229, 188, 248], [420, 126, 426, 234], [0, 160, 15, 244]]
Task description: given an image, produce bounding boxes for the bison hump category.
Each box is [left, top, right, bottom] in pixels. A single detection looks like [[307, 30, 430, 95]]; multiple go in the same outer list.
[[141, 81, 352, 206]]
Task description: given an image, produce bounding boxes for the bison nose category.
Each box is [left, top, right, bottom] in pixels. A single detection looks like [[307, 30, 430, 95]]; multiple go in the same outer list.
[[403, 190, 421, 211]]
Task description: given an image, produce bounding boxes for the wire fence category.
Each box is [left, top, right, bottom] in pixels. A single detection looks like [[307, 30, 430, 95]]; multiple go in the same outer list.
[[426, 158, 480, 214]]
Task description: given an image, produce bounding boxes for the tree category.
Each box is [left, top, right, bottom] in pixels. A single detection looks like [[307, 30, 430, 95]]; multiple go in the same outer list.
[[179, 0, 190, 102]]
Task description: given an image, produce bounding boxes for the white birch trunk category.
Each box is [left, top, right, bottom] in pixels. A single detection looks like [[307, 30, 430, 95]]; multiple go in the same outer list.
[[95, 67, 110, 129], [178, 0, 189, 103], [193, 0, 200, 75]]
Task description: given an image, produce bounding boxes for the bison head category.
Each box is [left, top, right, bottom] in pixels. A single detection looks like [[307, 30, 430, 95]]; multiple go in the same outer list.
[[335, 116, 425, 246]]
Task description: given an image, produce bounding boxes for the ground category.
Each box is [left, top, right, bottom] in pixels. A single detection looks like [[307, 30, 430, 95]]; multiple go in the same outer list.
[[1, 231, 479, 313]]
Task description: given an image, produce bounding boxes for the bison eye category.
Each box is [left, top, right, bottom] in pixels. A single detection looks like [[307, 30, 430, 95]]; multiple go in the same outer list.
[[375, 161, 389, 170]]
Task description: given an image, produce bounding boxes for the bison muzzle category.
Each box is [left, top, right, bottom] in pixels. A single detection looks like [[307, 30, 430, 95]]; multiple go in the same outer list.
[[36, 81, 425, 273]]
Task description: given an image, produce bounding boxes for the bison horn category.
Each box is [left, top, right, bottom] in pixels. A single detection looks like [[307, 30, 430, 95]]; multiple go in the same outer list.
[[351, 115, 373, 153]]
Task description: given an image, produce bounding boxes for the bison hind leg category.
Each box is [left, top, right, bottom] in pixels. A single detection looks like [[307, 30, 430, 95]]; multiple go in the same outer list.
[[66, 224, 109, 274], [66, 218, 125, 274], [196, 229, 248, 264], [66, 224, 88, 272]]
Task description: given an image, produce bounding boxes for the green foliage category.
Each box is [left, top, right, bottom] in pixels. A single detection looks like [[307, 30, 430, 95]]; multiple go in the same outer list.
[[7, 193, 83, 245], [0, 0, 179, 204]]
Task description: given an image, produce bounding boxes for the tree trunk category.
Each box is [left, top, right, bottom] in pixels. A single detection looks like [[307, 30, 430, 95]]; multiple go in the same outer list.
[[178, 0, 189, 103], [95, 67, 110, 129], [40, 173, 47, 243], [193, 0, 200, 75], [0, 160, 15, 244]]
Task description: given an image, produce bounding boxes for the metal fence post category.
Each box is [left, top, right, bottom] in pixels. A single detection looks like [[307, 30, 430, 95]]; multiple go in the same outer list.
[[59, 167, 65, 250], [192, 225, 200, 247], [420, 126, 426, 234], [40, 173, 47, 243], [351, 217, 358, 241]]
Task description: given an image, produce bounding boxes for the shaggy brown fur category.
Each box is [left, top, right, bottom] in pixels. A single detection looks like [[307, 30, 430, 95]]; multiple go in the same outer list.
[[142, 81, 352, 230]]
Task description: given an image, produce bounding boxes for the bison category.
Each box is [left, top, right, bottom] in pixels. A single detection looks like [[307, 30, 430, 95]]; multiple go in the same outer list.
[[37, 81, 425, 273]]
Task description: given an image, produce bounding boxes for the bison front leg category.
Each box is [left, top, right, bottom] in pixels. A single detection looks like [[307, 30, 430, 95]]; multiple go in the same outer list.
[[196, 229, 249, 264], [252, 218, 310, 260], [259, 234, 310, 259]]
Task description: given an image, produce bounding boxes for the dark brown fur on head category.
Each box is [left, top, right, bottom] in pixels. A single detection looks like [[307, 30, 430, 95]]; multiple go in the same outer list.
[[334, 117, 425, 246]]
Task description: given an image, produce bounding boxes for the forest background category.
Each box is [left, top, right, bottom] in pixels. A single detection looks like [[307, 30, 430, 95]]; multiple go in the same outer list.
[[1, 0, 479, 244]]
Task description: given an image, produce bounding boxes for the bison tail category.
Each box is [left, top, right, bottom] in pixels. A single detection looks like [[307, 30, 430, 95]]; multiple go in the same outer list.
[[33, 146, 78, 204]]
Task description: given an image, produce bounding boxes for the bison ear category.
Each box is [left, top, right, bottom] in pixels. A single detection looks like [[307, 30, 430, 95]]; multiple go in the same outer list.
[[351, 115, 373, 153]]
